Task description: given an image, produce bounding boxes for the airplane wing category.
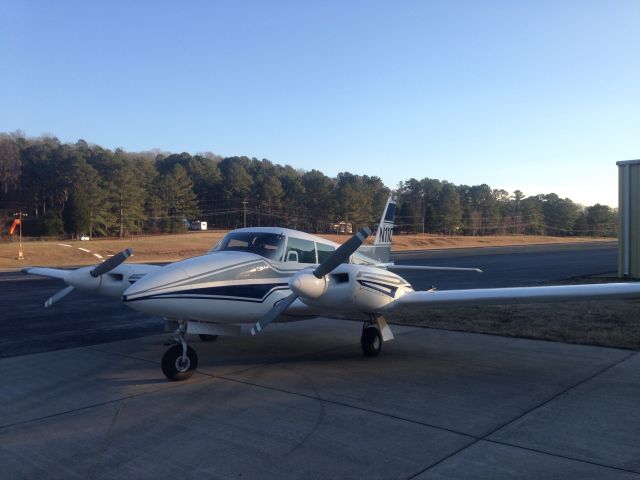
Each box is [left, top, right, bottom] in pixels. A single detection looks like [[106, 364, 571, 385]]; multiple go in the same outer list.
[[23, 267, 71, 281], [23, 253, 161, 306], [381, 282, 640, 313]]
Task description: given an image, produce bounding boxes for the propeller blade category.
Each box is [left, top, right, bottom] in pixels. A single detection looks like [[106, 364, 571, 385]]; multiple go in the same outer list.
[[251, 293, 298, 335], [45, 285, 75, 308], [313, 226, 372, 278], [90, 248, 133, 277]]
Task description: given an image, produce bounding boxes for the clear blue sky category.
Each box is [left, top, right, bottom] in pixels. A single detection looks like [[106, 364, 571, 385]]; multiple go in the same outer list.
[[2, 0, 638, 207]]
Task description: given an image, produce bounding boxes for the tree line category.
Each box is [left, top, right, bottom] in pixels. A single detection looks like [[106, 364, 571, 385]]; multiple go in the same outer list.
[[0, 132, 617, 239], [396, 178, 616, 237]]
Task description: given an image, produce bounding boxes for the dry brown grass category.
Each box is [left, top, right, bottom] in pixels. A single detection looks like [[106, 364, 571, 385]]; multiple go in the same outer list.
[[0, 231, 228, 269], [356, 233, 611, 251], [388, 278, 640, 350], [389, 302, 640, 350], [0, 231, 613, 270]]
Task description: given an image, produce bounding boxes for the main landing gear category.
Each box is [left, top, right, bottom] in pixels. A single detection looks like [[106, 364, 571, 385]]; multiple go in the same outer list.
[[162, 320, 198, 381], [360, 315, 393, 357], [361, 325, 382, 356]]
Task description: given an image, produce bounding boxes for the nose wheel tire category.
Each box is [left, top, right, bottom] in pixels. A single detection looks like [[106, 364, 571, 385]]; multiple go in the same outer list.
[[162, 344, 198, 381], [361, 326, 382, 357]]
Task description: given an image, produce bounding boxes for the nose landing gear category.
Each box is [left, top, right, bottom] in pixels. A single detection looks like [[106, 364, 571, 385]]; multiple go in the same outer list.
[[162, 320, 198, 381]]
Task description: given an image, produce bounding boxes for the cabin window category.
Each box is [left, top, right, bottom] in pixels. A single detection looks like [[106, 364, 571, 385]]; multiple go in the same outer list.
[[213, 232, 285, 261], [286, 237, 316, 263], [316, 242, 335, 263]]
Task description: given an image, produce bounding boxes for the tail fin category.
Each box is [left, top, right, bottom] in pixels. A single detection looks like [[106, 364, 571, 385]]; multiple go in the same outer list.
[[358, 195, 395, 263], [374, 195, 395, 247]]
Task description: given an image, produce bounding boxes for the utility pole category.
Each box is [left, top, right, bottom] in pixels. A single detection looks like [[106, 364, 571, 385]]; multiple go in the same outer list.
[[119, 191, 124, 238], [242, 199, 248, 228]]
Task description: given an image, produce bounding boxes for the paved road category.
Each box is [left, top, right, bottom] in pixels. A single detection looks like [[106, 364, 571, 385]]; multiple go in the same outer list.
[[0, 242, 618, 359]]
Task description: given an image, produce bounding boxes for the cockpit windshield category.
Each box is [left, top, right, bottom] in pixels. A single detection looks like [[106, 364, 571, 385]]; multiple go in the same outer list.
[[210, 231, 285, 261]]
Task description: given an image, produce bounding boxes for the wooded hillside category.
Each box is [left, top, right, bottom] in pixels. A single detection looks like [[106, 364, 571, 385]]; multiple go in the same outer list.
[[0, 133, 617, 238]]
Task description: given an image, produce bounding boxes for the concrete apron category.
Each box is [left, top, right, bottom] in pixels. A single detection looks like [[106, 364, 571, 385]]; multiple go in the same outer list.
[[0, 318, 638, 479]]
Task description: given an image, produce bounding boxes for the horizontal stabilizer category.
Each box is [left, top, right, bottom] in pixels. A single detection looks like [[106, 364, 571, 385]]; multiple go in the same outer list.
[[387, 265, 483, 273]]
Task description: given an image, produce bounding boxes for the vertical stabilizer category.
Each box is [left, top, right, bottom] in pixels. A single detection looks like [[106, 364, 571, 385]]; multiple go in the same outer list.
[[374, 195, 395, 247], [358, 195, 395, 262]]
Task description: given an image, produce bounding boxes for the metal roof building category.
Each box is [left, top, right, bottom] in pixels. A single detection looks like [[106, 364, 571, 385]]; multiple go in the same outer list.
[[617, 159, 640, 278]]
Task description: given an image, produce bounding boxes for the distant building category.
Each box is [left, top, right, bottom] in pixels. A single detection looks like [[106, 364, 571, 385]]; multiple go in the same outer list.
[[189, 220, 208, 231], [330, 221, 353, 234]]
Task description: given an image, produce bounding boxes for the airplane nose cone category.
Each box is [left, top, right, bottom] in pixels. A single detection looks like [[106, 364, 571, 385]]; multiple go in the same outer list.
[[122, 251, 264, 309]]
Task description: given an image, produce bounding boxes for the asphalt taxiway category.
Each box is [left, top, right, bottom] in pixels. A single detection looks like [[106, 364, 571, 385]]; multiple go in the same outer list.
[[394, 241, 617, 289]]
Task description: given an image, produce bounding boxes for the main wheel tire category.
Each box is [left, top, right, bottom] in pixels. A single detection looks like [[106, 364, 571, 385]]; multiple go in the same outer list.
[[161, 344, 198, 381], [199, 334, 218, 342], [361, 327, 382, 357]]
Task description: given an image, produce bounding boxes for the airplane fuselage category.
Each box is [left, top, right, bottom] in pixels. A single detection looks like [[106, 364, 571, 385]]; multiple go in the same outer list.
[[122, 228, 413, 325]]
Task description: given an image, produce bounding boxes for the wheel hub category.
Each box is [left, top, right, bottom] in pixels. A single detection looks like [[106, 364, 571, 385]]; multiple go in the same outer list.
[[175, 355, 191, 372]]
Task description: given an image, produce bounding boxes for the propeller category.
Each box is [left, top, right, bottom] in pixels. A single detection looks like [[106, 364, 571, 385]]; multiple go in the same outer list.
[[90, 248, 133, 277], [45, 285, 75, 308], [251, 227, 371, 335], [44, 247, 134, 308], [313, 228, 371, 278], [250, 293, 298, 336]]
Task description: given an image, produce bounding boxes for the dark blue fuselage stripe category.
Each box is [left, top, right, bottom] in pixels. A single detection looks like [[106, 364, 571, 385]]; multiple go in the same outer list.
[[125, 283, 289, 303], [135, 289, 290, 304]]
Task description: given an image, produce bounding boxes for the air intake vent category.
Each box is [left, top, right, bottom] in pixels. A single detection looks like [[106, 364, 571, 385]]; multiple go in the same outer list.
[[331, 273, 349, 284]]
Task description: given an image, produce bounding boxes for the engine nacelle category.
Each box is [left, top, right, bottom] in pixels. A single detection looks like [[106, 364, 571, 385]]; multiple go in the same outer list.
[[66, 267, 102, 292], [295, 264, 413, 313], [68, 264, 160, 298]]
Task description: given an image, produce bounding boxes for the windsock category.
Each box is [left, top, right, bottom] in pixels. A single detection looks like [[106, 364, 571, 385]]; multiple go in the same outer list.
[[9, 218, 20, 235]]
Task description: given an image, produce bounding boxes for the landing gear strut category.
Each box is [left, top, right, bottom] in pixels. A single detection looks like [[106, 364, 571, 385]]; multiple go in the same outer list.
[[162, 320, 198, 381], [361, 323, 382, 357]]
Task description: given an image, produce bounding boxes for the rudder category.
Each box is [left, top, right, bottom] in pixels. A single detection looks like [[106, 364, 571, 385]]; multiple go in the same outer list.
[[358, 195, 395, 263]]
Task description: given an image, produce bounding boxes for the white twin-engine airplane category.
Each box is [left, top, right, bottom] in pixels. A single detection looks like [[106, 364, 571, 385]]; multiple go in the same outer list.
[[24, 197, 640, 381]]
